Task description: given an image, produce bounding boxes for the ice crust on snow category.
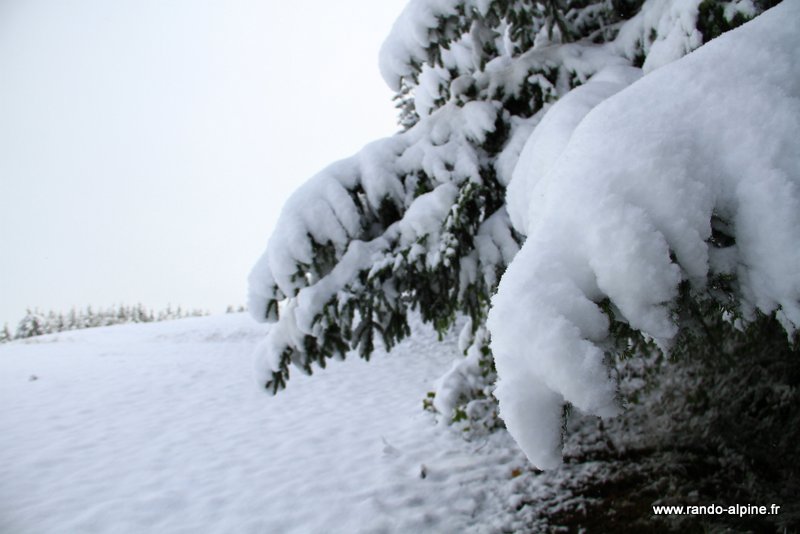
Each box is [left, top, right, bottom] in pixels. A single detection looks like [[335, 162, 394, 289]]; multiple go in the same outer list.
[[489, 1, 800, 469]]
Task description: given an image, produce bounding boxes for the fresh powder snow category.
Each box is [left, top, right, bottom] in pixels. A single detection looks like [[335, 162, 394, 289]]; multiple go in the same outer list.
[[0, 314, 534, 533]]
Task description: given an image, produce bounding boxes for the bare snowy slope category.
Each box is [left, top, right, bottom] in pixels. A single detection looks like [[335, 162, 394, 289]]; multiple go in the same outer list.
[[0, 314, 528, 533]]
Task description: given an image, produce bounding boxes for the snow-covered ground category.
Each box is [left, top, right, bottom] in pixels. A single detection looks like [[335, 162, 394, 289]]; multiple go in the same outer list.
[[0, 314, 530, 533]]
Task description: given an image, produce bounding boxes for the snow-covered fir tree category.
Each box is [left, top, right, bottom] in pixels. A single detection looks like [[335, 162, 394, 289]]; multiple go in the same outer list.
[[15, 309, 46, 339], [9, 304, 208, 340], [0, 323, 11, 344], [249, 0, 794, 467]]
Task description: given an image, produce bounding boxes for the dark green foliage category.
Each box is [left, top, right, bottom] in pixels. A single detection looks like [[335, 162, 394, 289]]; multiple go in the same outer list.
[[631, 44, 646, 69], [423, 391, 437, 412], [697, 0, 757, 43], [612, 0, 645, 21], [754, 0, 783, 11]]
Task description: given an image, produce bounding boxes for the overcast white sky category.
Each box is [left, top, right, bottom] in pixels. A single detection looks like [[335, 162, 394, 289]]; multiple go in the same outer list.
[[0, 0, 408, 327]]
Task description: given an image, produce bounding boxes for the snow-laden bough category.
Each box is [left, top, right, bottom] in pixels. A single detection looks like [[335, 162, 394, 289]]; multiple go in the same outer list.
[[489, 0, 800, 469]]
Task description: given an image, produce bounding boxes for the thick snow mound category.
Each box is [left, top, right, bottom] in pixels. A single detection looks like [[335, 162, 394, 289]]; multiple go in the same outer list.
[[489, 0, 800, 469], [506, 65, 643, 234]]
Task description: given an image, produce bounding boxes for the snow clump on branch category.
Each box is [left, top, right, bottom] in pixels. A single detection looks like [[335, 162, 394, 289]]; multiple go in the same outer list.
[[489, 0, 800, 469]]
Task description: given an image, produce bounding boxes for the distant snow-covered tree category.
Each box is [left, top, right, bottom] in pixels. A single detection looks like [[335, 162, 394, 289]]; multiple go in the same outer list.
[[9, 304, 208, 341], [15, 309, 46, 339], [249, 0, 770, 428], [0, 323, 12, 343]]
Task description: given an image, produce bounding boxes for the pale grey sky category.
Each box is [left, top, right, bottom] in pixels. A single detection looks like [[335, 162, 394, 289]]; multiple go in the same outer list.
[[0, 0, 408, 328]]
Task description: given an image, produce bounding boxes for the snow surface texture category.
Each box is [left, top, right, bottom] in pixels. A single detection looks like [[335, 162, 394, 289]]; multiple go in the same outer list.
[[489, 0, 800, 469], [0, 315, 536, 533]]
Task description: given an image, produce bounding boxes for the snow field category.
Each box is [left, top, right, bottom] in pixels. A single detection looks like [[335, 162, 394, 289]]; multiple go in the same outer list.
[[0, 314, 528, 533]]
